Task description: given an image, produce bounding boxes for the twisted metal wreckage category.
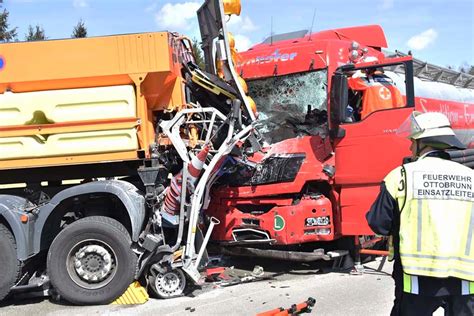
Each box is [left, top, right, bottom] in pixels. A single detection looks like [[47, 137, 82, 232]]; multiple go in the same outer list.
[[138, 0, 263, 298], [0, 0, 264, 304]]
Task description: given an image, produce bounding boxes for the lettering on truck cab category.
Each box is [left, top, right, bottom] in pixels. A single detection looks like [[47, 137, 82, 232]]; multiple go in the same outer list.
[[241, 49, 298, 66]]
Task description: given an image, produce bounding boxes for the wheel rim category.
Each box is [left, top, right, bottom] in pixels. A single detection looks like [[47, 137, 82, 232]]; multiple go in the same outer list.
[[153, 269, 186, 298], [66, 239, 117, 290]]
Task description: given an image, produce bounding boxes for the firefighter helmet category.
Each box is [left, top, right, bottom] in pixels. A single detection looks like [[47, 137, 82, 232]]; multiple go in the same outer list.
[[397, 111, 466, 150]]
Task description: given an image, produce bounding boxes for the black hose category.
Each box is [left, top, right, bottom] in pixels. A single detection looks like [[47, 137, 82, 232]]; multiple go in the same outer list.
[[452, 155, 474, 164], [465, 161, 474, 169], [447, 149, 474, 159]]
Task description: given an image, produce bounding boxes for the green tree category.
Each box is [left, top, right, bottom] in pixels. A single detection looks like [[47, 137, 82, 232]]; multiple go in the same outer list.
[[191, 38, 205, 69], [72, 19, 87, 38], [0, 9, 18, 42], [25, 24, 46, 41]]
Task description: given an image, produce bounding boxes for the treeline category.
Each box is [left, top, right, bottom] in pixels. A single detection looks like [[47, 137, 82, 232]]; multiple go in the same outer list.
[[0, 8, 87, 42]]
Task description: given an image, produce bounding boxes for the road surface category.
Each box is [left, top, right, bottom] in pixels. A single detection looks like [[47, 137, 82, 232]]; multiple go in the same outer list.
[[1, 257, 443, 315]]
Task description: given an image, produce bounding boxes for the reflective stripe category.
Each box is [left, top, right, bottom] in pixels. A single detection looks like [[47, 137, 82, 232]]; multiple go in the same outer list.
[[401, 253, 474, 264], [465, 203, 474, 256], [403, 273, 419, 294], [411, 275, 419, 294], [462, 280, 470, 295], [403, 266, 474, 277], [403, 273, 411, 293], [461, 281, 474, 295], [417, 199, 422, 252]]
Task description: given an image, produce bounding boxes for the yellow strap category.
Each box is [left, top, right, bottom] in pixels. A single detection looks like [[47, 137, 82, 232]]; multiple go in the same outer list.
[[403, 272, 411, 293], [403, 273, 419, 294]]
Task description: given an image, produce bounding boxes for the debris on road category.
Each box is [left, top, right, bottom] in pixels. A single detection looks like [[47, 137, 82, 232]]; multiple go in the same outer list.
[[256, 297, 316, 316], [207, 265, 268, 288]]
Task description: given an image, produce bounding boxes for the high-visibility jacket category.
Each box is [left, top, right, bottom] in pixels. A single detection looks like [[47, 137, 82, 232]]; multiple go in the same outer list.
[[383, 155, 474, 285], [348, 73, 404, 119]]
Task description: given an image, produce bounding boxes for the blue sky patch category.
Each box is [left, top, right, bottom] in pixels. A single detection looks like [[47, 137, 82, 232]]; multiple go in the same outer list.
[[5, 0, 473, 68]]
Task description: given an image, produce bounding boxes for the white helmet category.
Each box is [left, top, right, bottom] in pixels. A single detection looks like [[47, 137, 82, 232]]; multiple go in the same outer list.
[[397, 111, 466, 149]]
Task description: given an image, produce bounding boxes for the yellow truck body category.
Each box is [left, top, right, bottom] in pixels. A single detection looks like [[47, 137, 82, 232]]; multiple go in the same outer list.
[[0, 32, 186, 170]]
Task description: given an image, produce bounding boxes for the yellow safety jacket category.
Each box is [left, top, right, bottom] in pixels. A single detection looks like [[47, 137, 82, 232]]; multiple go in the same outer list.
[[383, 155, 474, 293]]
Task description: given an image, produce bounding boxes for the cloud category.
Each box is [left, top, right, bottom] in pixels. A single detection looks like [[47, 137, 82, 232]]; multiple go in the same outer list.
[[378, 0, 394, 10], [73, 0, 88, 8], [226, 15, 257, 52], [227, 15, 258, 33], [150, 2, 255, 50], [154, 2, 200, 31], [406, 29, 438, 50], [233, 34, 252, 52]]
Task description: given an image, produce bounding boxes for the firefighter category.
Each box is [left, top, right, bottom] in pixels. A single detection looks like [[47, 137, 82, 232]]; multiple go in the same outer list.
[[366, 111, 474, 316], [348, 57, 404, 120]]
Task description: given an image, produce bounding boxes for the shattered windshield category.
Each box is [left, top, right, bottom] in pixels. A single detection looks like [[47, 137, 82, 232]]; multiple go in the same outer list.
[[248, 69, 328, 144]]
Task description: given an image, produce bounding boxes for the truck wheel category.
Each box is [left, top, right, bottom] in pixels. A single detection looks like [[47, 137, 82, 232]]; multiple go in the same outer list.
[[0, 224, 20, 301], [148, 268, 187, 299], [47, 216, 137, 305]]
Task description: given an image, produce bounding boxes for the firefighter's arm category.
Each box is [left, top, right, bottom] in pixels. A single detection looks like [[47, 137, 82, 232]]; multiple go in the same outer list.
[[366, 167, 403, 235], [347, 76, 368, 91]]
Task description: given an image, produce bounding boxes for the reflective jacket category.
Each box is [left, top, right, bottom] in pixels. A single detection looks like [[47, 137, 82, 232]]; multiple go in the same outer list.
[[348, 73, 404, 119], [367, 152, 474, 295], [396, 157, 474, 282]]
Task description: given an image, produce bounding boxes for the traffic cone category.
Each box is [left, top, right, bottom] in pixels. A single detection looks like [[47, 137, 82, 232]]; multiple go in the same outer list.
[[188, 145, 210, 184], [162, 146, 210, 215]]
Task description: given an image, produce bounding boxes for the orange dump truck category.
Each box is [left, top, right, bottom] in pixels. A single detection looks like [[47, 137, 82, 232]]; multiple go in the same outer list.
[[0, 0, 255, 305]]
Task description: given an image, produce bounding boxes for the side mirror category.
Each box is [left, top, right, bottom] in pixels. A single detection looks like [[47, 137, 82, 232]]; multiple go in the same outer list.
[[329, 71, 349, 137]]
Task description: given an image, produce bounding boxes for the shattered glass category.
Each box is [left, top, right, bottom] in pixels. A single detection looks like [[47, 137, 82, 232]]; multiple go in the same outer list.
[[247, 70, 328, 144]]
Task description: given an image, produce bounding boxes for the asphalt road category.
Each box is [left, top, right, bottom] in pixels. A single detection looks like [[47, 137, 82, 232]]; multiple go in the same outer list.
[[1, 257, 443, 315]]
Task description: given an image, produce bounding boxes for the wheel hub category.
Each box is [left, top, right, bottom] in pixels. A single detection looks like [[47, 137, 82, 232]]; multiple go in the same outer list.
[[73, 244, 113, 283], [154, 269, 186, 298]]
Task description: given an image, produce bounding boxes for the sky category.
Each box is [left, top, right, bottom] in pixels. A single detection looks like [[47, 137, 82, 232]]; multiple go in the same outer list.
[[4, 0, 473, 68]]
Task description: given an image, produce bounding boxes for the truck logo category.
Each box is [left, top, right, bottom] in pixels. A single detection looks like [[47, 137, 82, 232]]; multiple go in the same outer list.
[[274, 215, 285, 231], [0, 56, 4, 71], [240, 49, 297, 66]]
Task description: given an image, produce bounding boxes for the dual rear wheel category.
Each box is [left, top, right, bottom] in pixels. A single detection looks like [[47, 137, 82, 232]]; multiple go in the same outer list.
[[47, 216, 137, 305]]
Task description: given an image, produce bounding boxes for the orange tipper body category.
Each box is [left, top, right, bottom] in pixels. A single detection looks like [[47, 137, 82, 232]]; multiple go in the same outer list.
[[0, 32, 186, 170]]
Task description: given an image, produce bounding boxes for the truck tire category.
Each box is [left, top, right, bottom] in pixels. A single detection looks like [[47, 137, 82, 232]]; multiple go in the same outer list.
[[0, 223, 20, 301], [47, 216, 137, 305]]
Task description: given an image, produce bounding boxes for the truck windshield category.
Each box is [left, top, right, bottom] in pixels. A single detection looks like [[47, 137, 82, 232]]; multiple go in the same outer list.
[[247, 69, 328, 145]]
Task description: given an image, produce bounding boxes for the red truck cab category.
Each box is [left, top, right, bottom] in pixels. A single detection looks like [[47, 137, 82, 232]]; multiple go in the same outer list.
[[206, 25, 473, 259]]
